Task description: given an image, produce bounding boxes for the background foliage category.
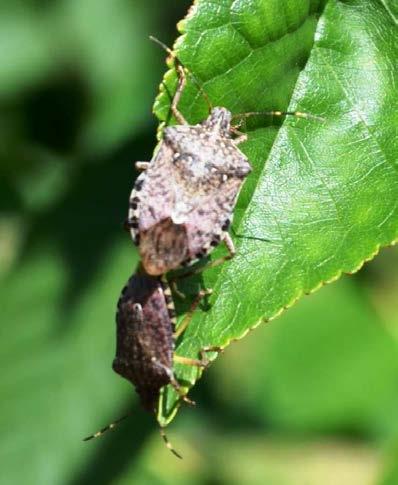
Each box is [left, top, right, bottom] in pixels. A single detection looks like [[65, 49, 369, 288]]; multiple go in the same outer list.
[[1, 1, 398, 484]]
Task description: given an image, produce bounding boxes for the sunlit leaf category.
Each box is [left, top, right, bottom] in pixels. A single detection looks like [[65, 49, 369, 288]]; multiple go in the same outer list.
[[154, 0, 398, 424]]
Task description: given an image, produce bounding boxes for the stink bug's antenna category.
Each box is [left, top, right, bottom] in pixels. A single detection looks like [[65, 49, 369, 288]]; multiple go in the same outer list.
[[160, 427, 183, 459], [149, 35, 213, 115], [149, 36, 324, 125], [83, 414, 130, 441], [149, 35, 173, 57], [232, 110, 325, 124], [83, 413, 183, 459]]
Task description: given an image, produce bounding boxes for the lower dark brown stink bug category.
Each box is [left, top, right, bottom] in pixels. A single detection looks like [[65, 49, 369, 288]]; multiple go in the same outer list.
[[84, 268, 217, 458]]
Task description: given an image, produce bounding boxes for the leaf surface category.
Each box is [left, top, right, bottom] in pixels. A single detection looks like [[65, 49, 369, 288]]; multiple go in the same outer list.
[[154, 0, 398, 424]]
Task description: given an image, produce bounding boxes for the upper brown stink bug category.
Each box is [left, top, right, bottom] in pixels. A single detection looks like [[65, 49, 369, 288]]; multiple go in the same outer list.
[[126, 41, 252, 276], [84, 266, 217, 458], [126, 39, 324, 276]]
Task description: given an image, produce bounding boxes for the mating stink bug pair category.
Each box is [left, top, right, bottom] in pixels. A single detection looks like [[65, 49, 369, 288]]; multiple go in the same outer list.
[[85, 36, 322, 457], [84, 41, 242, 458]]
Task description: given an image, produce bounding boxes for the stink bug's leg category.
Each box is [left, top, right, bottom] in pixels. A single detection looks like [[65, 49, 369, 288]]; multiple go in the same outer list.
[[230, 125, 248, 145], [174, 346, 222, 368], [199, 345, 223, 364], [169, 375, 196, 407], [195, 232, 236, 272], [135, 161, 150, 171], [83, 414, 130, 441], [170, 280, 186, 300], [159, 427, 182, 459], [174, 355, 206, 368], [234, 134, 248, 145], [196, 345, 223, 368], [170, 232, 236, 282], [173, 288, 213, 339], [156, 359, 196, 406], [171, 64, 188, 125], [220, 231, 236, 259]]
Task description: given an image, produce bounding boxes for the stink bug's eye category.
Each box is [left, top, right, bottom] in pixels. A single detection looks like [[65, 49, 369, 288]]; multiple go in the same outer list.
[[132, 303, 141, 312]]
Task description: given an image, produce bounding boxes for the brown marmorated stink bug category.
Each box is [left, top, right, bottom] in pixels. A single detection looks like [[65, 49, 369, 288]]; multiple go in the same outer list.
[[83, 267, 218, 458], [125, 42, 252, 276], [126, 38, 323, 276]]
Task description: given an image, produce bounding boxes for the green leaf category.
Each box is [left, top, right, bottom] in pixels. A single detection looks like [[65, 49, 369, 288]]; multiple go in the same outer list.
[[154, 0, 398, 424]]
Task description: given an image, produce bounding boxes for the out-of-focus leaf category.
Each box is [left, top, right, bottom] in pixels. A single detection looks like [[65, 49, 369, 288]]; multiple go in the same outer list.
[[0, 240, 141, 484], [197, 434, 381, 485], [212, 276, 398, 436], [0, 0, 159, 161], [0, 7, 53, 97], [57, 0, 157, 152]]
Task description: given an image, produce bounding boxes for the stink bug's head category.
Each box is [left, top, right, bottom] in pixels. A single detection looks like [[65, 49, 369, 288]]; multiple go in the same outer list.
[[202, 107, 232, 135]]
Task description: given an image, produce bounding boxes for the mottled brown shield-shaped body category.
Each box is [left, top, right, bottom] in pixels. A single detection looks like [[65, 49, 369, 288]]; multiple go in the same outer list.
[[128, 107, 251, 275], [113, 272, 175, 412]]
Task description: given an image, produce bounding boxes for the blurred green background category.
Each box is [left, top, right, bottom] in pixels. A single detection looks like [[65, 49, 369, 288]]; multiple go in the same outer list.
[[2, 1, 398, 484]]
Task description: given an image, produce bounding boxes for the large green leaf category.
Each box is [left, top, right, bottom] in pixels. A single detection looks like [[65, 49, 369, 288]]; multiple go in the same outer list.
[[154, 0, 398, 424]]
